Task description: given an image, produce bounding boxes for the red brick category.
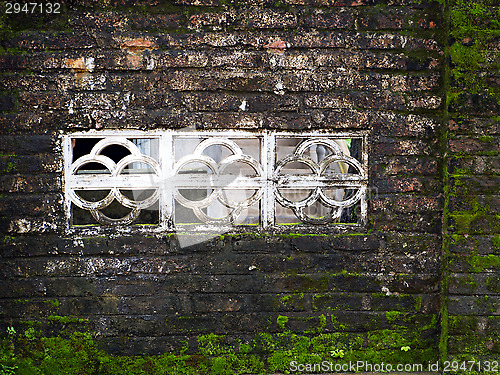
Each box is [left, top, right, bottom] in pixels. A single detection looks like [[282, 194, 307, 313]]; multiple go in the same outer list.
[[370, 156, 439, 176], [374, 138, 438, 156], [449, 136, 499, 154], [371, 195, 441, 213], [374, 176, 440, 193]]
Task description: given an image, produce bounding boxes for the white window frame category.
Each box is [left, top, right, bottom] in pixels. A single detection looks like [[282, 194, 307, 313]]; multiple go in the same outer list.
[[63, 129, 368, 234]]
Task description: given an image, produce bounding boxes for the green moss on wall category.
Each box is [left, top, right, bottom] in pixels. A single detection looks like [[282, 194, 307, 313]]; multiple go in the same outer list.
[[448, 0, 500, 106], [468, 254, 500, 272], [492, 235, 500, 249], [0, 312, 439, 375]]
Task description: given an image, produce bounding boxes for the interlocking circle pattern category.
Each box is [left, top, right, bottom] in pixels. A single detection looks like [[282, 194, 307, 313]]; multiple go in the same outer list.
[[68, 138, 160, 226], [174, 138, 263, 224], [66, 133, 367, 227], [274, 138, 366, 224]]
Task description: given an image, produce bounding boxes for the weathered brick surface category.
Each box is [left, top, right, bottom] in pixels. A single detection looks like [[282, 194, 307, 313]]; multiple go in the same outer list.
[[444, 0, 500, 363], [0, 0, 455, 364]]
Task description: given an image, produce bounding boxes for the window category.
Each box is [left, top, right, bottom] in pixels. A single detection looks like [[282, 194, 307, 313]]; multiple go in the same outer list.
[[64, 130, 368, 232]]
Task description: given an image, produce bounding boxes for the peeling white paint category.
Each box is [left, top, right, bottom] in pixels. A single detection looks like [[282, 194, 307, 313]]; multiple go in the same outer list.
[[9, 218, 58, 234], [146, 55, 155, 70], [73, 239, 84, 247], [274, 81, 285, 95], [401, 36, 408, 49], [85, 57, 95, 72], [381, 286, 395, 296], [9, 218, 31, 233]]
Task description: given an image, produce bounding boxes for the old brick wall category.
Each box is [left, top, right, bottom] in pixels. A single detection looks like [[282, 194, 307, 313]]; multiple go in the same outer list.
[[0, 0, 452, 368], [445, 0, 500, 364]]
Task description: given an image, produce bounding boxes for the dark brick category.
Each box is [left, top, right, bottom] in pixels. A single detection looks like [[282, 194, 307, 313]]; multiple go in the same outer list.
[[384, 233, 441, 254], [330, 235, 381, 251], [244, 9, 298, 29], [0, 194, 61, 219], [129, 14, 183, 30], [449, 214, 500, 235], [448, 296, 500, 316], [189, 11, 240, 29], [359, 7, 441, 30], [371, 211, 442, 233], [472, 157, 500, 175], [0, 74, 51, 91], [305, 92, 407, 111], [321, 110, 371, 129], [448, 156, 474, 176], [264, 113, 314, 130], [176, 0, 218, 5], [312, 293, 364, 311], [210, 50, 272, 68], [302, 10, 356, 29], [448, 315, 478, 335], [449, 136, 499, 154], [450, 93, 500, 116], [372, 113, 438, 137], [98, 334, 192, 355], [69, 12, 131, 32], [154, 50, 209, 68], [486, 316, 500, 332], [448, 335, 500, 354], [129, 92, 182, 110], [448, 196, 474, 212], [449, 117, 500, 135], [373, 137, 439, 156], [0, 155, 59, 175], [153, 30, 441, 50], [371, 195, 441, 213], [370, 156, 439, 176], [0, 55, 30, 70], [6, 31, 97, 51], [374, 176, 440, 193], [371, 294, 424, 312], [390, 74, 440, 92], [120, 296, 184, 314], [449, 273, 500, 295], [246, 293, 308, 312], [387, 275, 440, 294], [0, 95, 15, 111], [0, 174, 60, 193], [1, 299, 63, 318], [0, 135, 53, 154], [406, 94, 443, 109], [449, 176, 500, 195]]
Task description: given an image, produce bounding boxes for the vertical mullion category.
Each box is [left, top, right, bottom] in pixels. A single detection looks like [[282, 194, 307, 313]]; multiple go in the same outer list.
[[160, 132, 174, 230], [361, 133, 369, 225], [360, 186, 368, 226], [262, 131, 275, 229], [63, 135, 73, 229]]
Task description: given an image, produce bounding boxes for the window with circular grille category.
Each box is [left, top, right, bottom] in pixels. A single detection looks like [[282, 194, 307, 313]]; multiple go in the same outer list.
[[64, 130, 368, 232]]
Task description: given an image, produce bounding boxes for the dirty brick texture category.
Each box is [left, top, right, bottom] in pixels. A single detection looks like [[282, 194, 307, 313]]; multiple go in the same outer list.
[[445, 0, 500, 365], [0, 0, 496, 365]]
